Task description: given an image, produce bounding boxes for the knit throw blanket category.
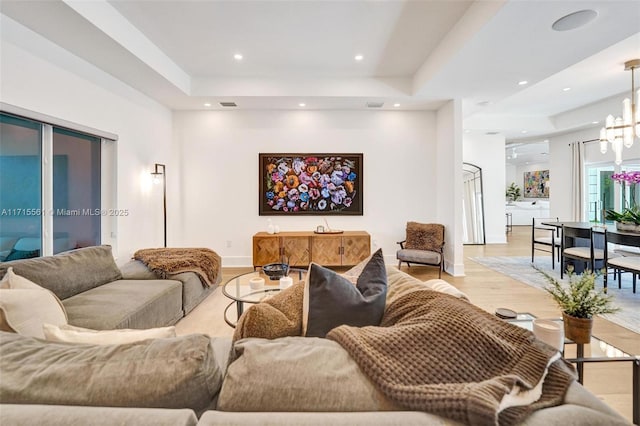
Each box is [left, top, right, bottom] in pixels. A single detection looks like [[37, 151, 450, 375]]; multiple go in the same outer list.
[[327, 290, 576, 426], [133, 248, 221, 287]]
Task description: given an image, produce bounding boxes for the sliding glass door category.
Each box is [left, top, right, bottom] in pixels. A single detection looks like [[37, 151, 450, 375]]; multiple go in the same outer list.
[[0, 115, 43, 260], [52, 128, 101, 253], [586, 165, 614, 223], [0, 112, 110, 261]]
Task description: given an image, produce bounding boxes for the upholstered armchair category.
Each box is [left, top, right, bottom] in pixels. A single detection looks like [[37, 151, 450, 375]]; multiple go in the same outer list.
[[396, 222, 445, 277]]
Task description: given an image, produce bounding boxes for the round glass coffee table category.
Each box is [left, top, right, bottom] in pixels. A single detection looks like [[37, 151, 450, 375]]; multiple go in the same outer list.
[[222, 268, 307, 327]]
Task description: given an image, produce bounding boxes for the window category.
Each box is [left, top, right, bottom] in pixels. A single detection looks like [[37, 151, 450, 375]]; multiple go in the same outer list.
[[586, 165, 614, 223], [0, 111, 116, 261], [52, 128, 102, 252], [0, 115, 43, 260]]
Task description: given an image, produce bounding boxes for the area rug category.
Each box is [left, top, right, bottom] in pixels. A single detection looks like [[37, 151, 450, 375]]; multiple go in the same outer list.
[[470, 256, 640, 335]]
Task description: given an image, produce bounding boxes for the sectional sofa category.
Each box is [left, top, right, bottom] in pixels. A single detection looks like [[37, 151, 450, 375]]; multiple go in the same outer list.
[[0, 245, 217, 329], [0, 264, 631, 426]]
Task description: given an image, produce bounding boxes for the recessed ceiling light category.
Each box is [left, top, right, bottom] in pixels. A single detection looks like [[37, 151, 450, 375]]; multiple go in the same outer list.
[[393, 103, 400, 107], [354, 54, 364, 61], [299, 103, 306, 107], [233, 53, 243, 60], [203, 103, 211, 107], [464, 129, 471, 134], [543, 139, 549, 143], [518, 80, 528, 86], [552, 9, 598, 32], [521, 130, 528, 134], [563, 87, 571, 92], [592, 121, 599, 124]]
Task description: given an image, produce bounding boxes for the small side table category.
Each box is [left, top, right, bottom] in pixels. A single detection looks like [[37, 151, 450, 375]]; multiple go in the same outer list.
[[505, 212, 513, 234], [505, 312, 639, 425], [221, 268, 306, 327]]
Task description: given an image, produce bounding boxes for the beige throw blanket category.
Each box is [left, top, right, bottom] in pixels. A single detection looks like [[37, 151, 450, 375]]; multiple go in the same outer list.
[[133, 248, 221, 287], [327, 290, 576, 426]]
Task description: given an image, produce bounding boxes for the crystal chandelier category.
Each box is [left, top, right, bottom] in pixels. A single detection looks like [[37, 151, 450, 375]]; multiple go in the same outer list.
[[599, 59, 640, 165]]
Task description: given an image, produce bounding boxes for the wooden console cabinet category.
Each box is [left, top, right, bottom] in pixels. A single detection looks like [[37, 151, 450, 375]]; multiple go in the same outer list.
[[252, 231, 370, 268]]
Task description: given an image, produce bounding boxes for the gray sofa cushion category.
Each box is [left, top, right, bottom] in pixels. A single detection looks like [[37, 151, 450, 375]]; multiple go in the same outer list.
[[0, 404, 198, 426], [0, 246, 122, 300], [0, 331, 223, 415], [119, 260, 213, 315], [217, 336, 400, 412], [62, 279, 183, 330]]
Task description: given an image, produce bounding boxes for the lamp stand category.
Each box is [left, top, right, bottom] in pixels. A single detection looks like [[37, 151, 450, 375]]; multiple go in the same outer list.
[[151, 163, 167, 247]]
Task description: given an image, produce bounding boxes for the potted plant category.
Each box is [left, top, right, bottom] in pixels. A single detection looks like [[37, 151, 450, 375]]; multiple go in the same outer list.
[[535, 267, 618, 344], [605, 206, 640, 232], [505, 182, 521, 203]]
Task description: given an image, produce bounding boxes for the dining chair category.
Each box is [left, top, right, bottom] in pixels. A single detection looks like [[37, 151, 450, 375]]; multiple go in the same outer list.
[[604, 229, 639, 293], [531, 217, 561, 269], [560, 225, 605, 279]]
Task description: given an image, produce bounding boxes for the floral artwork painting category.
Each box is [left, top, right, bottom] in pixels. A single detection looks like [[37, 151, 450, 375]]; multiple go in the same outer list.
[[523, 170, 549, 198], [259, 153, 363, 215]]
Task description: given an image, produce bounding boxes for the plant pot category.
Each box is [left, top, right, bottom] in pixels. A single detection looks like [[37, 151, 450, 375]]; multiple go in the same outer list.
[[562, 312, 593, 344], [615, 221, 640, 233]]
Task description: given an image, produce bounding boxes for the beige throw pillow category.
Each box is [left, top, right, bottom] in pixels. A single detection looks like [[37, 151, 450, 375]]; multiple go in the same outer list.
[[0, 268, 67, 338], [43, 323, 176, 344]]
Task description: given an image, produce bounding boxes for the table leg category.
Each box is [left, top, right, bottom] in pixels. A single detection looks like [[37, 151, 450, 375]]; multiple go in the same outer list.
[[634, 357, 639, 425], [576, 344, 584, 384], [236, 300, 244, 319]]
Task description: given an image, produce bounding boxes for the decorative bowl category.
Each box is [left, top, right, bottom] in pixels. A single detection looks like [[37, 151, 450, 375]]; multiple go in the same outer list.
[[262, 263, 289, 280]]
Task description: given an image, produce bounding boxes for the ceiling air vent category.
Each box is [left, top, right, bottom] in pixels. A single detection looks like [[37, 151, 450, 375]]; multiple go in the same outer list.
[[485, 131, 500, 135], [366, 102, 384, 108], [219, 102, 237, 107]]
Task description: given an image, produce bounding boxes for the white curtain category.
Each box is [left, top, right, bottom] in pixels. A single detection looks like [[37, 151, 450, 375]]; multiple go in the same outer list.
[[570, 141, 584, 221]]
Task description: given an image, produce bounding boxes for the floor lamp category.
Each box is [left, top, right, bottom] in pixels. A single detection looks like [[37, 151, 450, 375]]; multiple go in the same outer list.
[[151, 163, 167, 247]]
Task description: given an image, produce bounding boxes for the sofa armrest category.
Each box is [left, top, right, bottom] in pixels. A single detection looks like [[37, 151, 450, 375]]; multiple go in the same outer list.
[[119, 260, 158, 280]]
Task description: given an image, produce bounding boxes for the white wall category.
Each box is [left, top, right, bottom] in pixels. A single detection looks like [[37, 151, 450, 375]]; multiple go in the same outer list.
[[505, 164, 517, 189], [173, 110, 438, 267], [463, 133, 506, 244], [0, 16, 174, 261], [436, 100, 464, 276]]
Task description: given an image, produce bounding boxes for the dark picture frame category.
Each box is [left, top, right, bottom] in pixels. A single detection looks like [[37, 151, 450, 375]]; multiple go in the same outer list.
[[259, 153, 363, 215]]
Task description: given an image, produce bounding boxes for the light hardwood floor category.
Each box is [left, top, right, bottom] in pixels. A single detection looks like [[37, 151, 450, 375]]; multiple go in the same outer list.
[[176, 225, 637, 422]]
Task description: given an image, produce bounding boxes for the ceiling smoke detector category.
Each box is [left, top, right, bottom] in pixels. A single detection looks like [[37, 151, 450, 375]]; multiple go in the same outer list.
[[219, 102, 237, 107], [366, 102, 384, 108]]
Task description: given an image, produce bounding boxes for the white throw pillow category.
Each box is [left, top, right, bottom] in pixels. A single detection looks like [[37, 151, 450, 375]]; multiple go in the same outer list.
[[424, 278, 470, 301], [0, 268, 68, 338], [42, 323, 177, 345]]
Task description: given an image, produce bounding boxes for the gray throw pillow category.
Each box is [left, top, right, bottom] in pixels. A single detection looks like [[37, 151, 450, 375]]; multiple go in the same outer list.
[[0, 246, 122, 300], [303, 248, 386, 337], [0, 331, 222, 415]]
